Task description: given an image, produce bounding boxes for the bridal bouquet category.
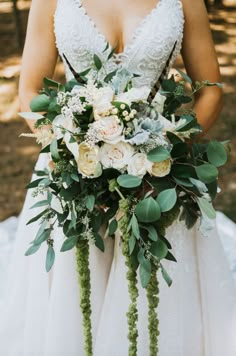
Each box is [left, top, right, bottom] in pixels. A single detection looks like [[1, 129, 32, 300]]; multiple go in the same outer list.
[[21, 48, 228, 356]]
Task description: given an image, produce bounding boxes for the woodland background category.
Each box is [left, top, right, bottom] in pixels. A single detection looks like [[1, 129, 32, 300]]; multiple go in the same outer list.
[[0, 0, 235, 221]]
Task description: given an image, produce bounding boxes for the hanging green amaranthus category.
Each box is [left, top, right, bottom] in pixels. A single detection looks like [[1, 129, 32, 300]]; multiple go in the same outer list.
[[119, 198, 139, 356], [147, 264, 160, 356], [76, 239, 93, 356]]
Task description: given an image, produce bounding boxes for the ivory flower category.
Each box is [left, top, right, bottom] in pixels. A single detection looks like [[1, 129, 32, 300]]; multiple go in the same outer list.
[[150, 158, 172, 177], [76, 142, 102, 178], [127, 153, 152, 178], [53, 114, 78, 139], [93, 87, 114, 119], [99, 142, 135, 170], [116, 86, 150, 105], [96, 116, 124, 144]]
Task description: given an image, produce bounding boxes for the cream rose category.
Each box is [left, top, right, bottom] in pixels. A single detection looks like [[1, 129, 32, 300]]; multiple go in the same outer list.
[[97, 116, 124, 144], [150, 158, 172, 177], [99, 142, 135, 170], [127, 153, 152, 178], [116, 86, 150, 105], [76, 142, 102, 178], [93, 87, 114, 119]]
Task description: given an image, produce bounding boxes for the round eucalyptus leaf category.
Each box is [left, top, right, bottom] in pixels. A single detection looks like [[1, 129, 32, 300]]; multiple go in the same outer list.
[[157, 188, 177, 212], [30, 94, 50, 112], [147, 146, 171, 163], [135, 197, 161, 223], [150, 240, 168, 260], [195, 164, 218, 184], [207, 141, 228, 167], [117, 174, 142, 188]]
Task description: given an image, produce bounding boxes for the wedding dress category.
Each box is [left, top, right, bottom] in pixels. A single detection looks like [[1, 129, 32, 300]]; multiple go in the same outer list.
[[1, 0, 236, 355]]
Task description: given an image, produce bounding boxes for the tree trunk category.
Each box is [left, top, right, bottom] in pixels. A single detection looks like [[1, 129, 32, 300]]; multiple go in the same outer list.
[[12, 0, 23, 49]]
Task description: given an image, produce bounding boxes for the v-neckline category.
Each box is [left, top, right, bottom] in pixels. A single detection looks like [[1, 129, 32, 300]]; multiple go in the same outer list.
[[76, 0, 163, 60]]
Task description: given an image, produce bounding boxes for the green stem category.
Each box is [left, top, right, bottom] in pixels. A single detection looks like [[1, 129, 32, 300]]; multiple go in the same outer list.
[[76, 240, 93, 356], [147, 265, 160, 356]]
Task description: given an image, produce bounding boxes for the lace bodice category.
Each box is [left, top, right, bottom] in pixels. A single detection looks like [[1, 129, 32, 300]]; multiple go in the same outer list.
[[54, 0, 184, 87]]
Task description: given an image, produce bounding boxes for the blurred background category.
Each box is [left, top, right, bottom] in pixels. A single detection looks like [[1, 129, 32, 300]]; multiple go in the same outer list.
[[0, 0, 235, 222]]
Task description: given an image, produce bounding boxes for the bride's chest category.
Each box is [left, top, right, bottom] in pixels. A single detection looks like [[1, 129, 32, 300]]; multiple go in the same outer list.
[[54, 0, 184, 87]]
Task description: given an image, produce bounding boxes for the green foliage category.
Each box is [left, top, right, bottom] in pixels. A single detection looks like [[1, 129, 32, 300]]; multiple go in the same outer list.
[[207, 141, 228, 167], [147, 146, 171, 163], [195, 163, 218, 183], [46, 245, 55, 272], [135, 198, 161, 223], [156, 188, 177, 213], [117, 174, 142, 188], [30, 94, 50, 112]]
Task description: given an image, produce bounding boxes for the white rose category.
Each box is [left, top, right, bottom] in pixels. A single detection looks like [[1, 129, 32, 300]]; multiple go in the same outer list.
[[93, 87, 114, 119], [150, 158, 172, 177], [153, 92, 166, 114], [127, 153, 152, 178], [53, 114, 76, 138], [76, 142, 102, 178], [99, 142, 135, 170], [116, 86, 150, 105], [96, 116, 124, 144]]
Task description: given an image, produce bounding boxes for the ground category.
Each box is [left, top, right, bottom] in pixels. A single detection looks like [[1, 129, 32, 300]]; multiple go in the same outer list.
[[0, 0, 235, 221]]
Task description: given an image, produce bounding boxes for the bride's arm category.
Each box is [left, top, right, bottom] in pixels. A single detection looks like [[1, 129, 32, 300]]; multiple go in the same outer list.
[[181, 0, 222, 133], [19, 0, 58, 132]]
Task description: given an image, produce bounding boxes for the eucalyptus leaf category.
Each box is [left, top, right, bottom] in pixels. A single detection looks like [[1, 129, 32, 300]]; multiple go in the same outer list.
[[60, 236, 78, 252], [85, 195, 95, 212], [131, 214, 140, 239], [197, 197, 216, 219], [30, 200, 49, 209], [135, 197, 161, 223], [30, 94, 50, 112], [117, 174, 142, 188], [157, 188, 177, 212], [176, 69, 193, 84], [46, 246, 55, 272], [141, 225, 158, 242], [129, 233, 136, 255], [207, 141, 228, 167], [26, 209, 49, 225], [139, 258, 152, 288], [25, 244, 41, 256], [34, 228, 52, 245], [195, 164, 218, 184], [150, 239, 168, 260], [109, 219, 118, 236], [147, 146, 171, 163], [160, 264, 173, 287]]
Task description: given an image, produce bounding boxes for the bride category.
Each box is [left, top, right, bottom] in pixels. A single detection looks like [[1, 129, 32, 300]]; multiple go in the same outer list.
[[1, 0, 236, 355]]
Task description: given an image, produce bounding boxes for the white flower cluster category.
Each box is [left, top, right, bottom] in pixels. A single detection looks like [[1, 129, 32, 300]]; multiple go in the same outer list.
[[50, 81, 195, 179]]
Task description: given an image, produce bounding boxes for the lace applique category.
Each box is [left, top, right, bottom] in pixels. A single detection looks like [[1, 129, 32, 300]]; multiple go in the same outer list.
[[54, 0, 184, 87]]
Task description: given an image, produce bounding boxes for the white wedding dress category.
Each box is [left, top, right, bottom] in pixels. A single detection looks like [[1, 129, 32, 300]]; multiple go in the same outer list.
[[1, 0, 236, 355]]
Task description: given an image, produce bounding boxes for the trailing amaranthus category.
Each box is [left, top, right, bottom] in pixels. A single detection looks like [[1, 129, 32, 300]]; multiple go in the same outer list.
[[119, 198, 139, 356], [76, 238, 93, 356], [147, 264, 160, 356]]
